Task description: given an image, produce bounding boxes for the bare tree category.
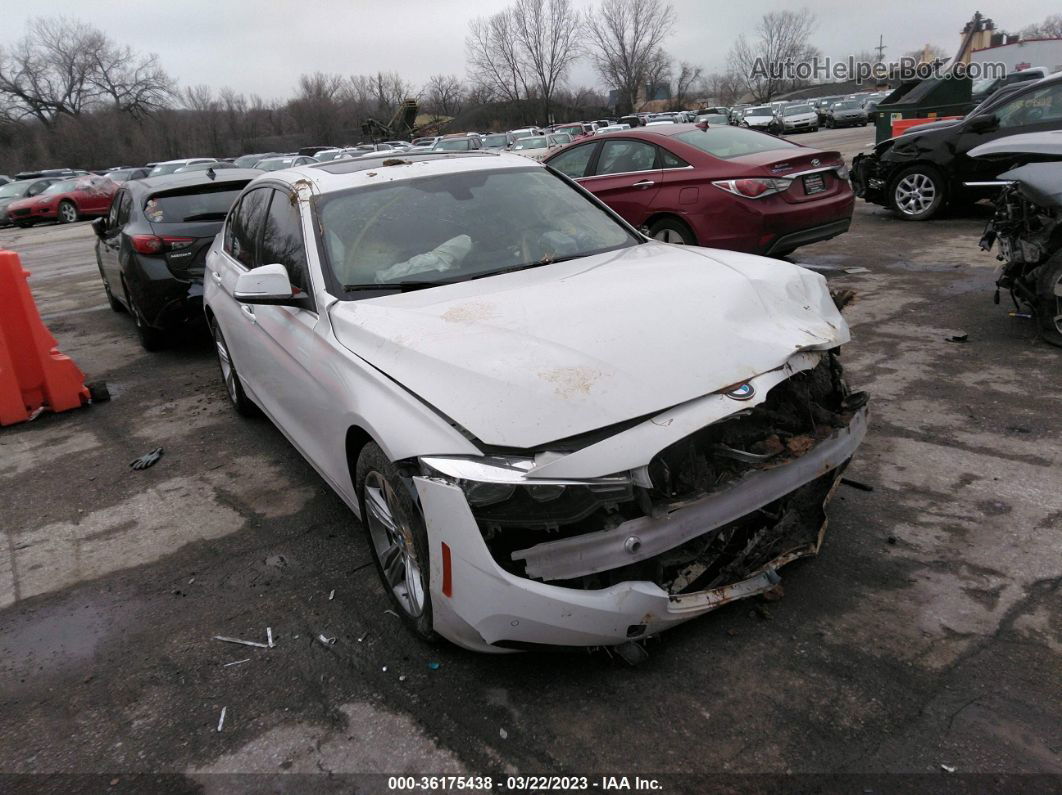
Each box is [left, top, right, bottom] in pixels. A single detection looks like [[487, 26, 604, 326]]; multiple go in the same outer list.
[[289, 72, 346, 142], [466, 9, 530, 107], [423, 74, 466, 119], [672, 60, 702, 107], [1021, 13, 1062, 39], [584, 0, 676, 114], [0, 17, 173, 127], [729, 9, 818, 102], [511, 0, 582, 122]]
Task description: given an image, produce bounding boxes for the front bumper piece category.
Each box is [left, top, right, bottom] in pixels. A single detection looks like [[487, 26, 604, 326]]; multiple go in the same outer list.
[[415, 407, 868, 652]]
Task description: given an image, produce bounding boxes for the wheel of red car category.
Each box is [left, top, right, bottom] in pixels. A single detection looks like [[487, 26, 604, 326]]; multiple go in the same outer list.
[[890, 164, 945, 221], [57, 200, 78, 224], [648, 217, 696, 246], [355, 442, 437, 642]]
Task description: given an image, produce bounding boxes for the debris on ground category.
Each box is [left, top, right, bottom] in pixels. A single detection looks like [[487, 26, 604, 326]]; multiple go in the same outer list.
[[427, 662, 441, 670], [266, 627, 274, 648], [941, 764, 956, 773], [841, 477, 874, 492], [223, 658, 250, 667], [357, 631, 370, 643], [384, 609, 400, 618], [887, 536, 898, 545], [317, 634, 336, 647], [830, 288, 858, 311], [329, 589, 335, 601], [399, 675, 407, 682], [217, 707, 226, 732], [843, 266, 870, 274], [214, 635, 270, 649], [130, 447, 164, 470], [86, 381, 110, 402], [499, 728, 508, 740], [945, 333, 969, 343]]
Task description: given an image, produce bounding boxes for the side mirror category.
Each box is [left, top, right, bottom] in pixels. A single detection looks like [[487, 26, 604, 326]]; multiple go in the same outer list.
[[968, 113, 998, 133], [234, 263, 298, 305], [92, 217, 107, 238]]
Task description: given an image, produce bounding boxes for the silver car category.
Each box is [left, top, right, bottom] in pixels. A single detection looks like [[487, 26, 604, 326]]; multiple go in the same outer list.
[[777, 103, 819, 133]]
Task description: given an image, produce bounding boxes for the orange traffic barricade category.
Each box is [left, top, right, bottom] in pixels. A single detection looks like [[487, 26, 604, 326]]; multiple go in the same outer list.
[[0, 249, 93, 426]]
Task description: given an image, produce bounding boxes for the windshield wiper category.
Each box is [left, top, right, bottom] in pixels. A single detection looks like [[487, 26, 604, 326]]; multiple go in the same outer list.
[[343, 280, 456, 292]]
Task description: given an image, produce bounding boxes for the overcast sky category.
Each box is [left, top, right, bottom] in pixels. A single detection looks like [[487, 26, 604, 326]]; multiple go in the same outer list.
[[2, 1, 1057, 101]]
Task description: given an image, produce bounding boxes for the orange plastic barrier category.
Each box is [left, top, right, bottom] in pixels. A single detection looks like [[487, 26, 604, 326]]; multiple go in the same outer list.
[[891, 116, 963, 138], [0, 249, 90, 426]]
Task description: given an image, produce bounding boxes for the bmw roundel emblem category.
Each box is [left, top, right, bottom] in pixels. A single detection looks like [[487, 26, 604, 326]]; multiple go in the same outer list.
[[725, 383, 756, 400], [811, 158, 821, 166]]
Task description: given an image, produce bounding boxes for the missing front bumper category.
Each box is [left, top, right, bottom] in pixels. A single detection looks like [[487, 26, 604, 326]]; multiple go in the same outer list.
[[512, 407, 868, 582]]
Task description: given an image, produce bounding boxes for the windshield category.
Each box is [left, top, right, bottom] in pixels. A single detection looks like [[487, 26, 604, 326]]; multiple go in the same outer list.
[[483, 134, 509, 147], [435, 139, 472, 151], [785, 105, 813, 115], [514, 137, 547, 150], [148, 163, 185, 177], [42, 179, 79, 195], [0, 181, 30, 198], [143, 185, 245, 223], [837, 101, 861, 110], [556, 126, 581, 136], [747, 106, 772, 115], [316, 167, 638, 291], [256, 158, 297, 171], [675, 127, 798, 159], [511, 130, 535, 139]]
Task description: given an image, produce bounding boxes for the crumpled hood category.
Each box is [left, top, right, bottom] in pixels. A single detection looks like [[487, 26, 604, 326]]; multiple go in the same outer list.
[[330, 242, 849, 449]]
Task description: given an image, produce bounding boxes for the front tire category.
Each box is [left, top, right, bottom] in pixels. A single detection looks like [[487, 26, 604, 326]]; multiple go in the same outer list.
[[1035, 250, 1062, 347], [355, 443, 436, 642], [648, 216, 697, 245], [58, 200, 78, 224], [890, 164, 945, 221], [211, 318, 257, 415]]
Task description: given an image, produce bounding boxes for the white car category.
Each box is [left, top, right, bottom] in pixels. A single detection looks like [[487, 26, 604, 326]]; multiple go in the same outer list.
[[594, 124, 631, 134], [147, 158, 218, 177], [777, 104, 819, 133], [510, 134, 565, 160], [203, 152, 867, 654], [741, 106, 777, 131]]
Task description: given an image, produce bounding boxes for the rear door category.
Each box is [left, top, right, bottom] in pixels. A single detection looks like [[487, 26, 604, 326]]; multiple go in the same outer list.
[[580, 138, 662, 227], [97, 189, 130, 288]]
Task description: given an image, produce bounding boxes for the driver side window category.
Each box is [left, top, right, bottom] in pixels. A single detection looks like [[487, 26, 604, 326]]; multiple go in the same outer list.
[[997, 83, 1062, 129]]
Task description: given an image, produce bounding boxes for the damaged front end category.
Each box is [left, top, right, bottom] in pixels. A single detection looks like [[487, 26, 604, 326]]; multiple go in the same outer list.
[[421, 351, 868, 642]]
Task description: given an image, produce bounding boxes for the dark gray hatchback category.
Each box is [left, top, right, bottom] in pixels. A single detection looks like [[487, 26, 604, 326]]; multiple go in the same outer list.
[[93, 169, 261, 350]]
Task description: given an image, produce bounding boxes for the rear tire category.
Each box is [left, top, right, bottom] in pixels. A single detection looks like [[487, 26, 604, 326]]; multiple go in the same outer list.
[[889, 164, 945, 221], [355, 443, 437, 643], [124, 281, 166, 351], [648, 216, 697, 246], [1035, 250, 1062, 348], [211, 318, 257, 416]]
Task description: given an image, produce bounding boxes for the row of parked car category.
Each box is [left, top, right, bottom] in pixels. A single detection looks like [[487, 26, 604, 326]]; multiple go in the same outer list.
[[732, 92, 889, 134], [76, 126, 867, 656]]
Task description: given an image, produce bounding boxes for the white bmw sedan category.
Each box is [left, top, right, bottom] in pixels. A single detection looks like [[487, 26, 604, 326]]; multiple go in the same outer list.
[[204, 152, 868, 653]]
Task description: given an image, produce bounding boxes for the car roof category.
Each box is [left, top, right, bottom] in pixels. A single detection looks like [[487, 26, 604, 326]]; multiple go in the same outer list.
[[125, 169, 263, 194], [262, 151, 534, 194]]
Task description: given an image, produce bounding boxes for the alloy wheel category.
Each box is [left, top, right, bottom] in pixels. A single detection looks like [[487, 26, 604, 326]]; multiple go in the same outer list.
[[654, 228, 687, 244], [895, 173, 937, 216], [59, 202, 77, 223], [214, 330, 239, 405], [363, 471, 426, 617]]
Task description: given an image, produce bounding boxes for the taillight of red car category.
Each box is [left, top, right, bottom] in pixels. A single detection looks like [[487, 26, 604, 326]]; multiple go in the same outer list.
[[131, 235, 195, 255], [712, 178, 793, 199]]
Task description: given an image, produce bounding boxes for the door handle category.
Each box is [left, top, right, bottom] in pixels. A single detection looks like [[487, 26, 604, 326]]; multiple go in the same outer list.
[[211, 271, 223, 284], [240, 304, 256, 323], [632, 179, 655, 189]]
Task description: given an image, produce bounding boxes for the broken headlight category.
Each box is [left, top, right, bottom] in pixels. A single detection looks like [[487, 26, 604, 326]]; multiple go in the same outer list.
[[420, 455, 634, 517]]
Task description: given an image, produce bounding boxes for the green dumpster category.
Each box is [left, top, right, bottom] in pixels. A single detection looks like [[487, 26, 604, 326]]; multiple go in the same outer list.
[[873, 76, 974, 143]]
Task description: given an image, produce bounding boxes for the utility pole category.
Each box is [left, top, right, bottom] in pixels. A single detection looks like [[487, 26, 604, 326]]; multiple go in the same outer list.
[[875, 35, 886, 62]]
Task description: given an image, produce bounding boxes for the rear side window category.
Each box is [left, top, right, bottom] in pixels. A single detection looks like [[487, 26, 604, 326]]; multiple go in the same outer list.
[[259, 189, 309, 293], [674, 128, 798, 159], [226, 187, 271, 268], [116, 192, 132, 226], [660, 149, 689, 169], [548, 143, 596, 178], [595, 140, 657, 175]]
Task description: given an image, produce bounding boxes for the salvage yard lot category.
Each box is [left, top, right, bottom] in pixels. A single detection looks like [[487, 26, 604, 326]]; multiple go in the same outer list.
[[1, 129, 1059, 783]]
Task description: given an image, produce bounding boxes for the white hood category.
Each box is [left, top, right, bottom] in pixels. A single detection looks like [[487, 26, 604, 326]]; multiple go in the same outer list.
[[329, 242, 848, 449]]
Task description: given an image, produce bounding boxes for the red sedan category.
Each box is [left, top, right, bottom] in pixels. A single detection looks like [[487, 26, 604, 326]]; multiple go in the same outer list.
[[5, 175, 117, 227], [543, 124, 854, 256]]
